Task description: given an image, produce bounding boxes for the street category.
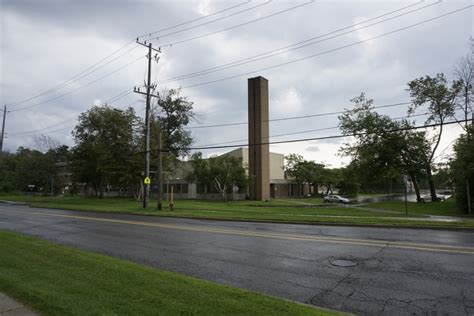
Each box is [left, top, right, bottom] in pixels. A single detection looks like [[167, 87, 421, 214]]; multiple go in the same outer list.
[[1, 203, 473, 315]]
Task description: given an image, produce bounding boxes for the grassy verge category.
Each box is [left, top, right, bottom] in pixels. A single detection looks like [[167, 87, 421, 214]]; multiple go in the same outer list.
[[366, 199, 465, 216], [0, 230, 340, 315], [1, 195, 473, 229]]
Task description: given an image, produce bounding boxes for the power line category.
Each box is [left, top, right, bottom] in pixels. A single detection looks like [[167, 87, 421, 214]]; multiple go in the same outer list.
[[185, 101, 413, 130], [194, 112, 431, 148], [158, 0, 433, 84], [10, 55, 143, 113], [152, 1, 272, 40], [9, 92, 138, 136], [137, 1, 252, 39], [183, 119, 470, 151], [159, 0, 315, 48], [5, 40, 137, 108], [179, 5, 473, 89], [6, 2, 253, 108]]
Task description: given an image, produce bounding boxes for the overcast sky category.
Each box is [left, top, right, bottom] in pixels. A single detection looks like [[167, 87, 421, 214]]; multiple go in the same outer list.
[[0, 0, 472, 167]]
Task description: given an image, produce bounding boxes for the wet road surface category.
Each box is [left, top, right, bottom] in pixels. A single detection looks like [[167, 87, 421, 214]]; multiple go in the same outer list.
[[1, 203, 473, 315]]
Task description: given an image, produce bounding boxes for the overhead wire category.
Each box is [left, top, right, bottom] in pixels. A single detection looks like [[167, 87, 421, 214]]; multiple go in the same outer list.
[[182, 119, 470, 152], [151, 1, 272, 40], [185, 101, 413, 129], [7, 1, 254, 108], [193, 112, 431, 147], [137, 1, 252, 38], [9, 55, 144, 112], [159, 0, 315, 48], [178, 4, 474, 90], [10, 91, 138, 136], [5, 39, 136, 107], [158, 0, 433, 84]]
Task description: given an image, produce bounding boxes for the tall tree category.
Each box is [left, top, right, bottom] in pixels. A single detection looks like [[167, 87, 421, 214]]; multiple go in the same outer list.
[[151, 89, 194, 158], [453, 37, 474, 130], [407, 74, 462, 201], [450, 125, 474, 213], [339, 93, 430, 201], [71, 106, 141, 198], [0, 151, 17, 192]]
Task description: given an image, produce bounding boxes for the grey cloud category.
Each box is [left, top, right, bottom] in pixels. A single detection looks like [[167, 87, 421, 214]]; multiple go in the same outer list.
[[306, 146, 319, 152], [1, 0, 471, 168]]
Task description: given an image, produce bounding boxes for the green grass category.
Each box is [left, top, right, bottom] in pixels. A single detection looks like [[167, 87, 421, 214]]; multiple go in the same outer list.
[[366, 199, 465, 216], [2, 195, 473, 229], [0, 230, 340, 316]]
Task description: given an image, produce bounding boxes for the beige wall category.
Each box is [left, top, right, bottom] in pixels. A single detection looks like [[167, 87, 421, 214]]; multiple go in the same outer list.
[[224, 148, 284, 180]]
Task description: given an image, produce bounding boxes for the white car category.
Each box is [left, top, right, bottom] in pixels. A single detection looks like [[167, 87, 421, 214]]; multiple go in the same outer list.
[[420, 194, 451, 202], [323, 195, 350, 204]]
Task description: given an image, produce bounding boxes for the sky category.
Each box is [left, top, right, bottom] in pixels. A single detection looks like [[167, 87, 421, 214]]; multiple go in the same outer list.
[[0, 0, 472, 167]]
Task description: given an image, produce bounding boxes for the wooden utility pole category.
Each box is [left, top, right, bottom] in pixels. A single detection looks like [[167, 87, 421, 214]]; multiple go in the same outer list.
[[135, 39, 160, 208], [157, 130, 163, 210], [143, 42, 152, 208], [0, 105, 7, 153]]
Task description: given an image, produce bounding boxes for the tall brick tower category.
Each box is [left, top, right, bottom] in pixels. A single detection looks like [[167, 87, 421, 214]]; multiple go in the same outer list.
[[248, 76, 270, 201]]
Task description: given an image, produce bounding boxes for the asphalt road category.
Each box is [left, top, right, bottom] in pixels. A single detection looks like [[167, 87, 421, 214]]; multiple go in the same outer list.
[[1, 203, 473, 315]]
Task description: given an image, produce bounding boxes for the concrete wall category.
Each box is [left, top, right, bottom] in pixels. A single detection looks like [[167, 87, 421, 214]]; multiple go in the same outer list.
[[224, 148, 284, 180]]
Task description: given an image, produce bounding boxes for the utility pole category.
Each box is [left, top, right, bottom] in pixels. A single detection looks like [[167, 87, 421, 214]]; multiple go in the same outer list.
[[134, 39, 161, 208], [157, 130, 163, 210], [467, 179, 472, 216], [0, 105, 7, 153]]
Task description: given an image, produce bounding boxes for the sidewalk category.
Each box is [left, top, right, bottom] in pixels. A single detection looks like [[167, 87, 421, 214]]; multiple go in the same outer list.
[[0, 293, 36, 316]]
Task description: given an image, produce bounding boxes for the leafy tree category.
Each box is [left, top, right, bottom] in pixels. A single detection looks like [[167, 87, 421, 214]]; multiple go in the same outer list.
[[14, 147, 52, 192], [339, 93, 430, 201], [450, 125, 474, 213], [337, 162, 360, 198], [407, 74, 462, 201], [0, 151, 17, 192], [453, 37, 474, 130], [320, 168, 342, 195], [285, 154, 339, 196], [189, 152, 246, 201], [285, 154, 325, 195], [151, 89, 194, 158], [71, 105, 141, 198]]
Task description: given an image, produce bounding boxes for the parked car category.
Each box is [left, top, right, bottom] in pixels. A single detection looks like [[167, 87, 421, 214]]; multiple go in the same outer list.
[[420, 194, 451, 202], [323, 195, 350, 204]]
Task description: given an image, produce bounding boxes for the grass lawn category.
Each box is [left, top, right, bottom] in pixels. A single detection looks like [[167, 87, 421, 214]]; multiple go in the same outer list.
[[1, 195, 473, 229], [0, 230, 340, 315], [366, 199, 466, 216]]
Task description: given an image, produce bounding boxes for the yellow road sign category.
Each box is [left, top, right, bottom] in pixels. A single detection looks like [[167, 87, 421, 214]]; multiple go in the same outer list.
[[144, 177, 151, 185]]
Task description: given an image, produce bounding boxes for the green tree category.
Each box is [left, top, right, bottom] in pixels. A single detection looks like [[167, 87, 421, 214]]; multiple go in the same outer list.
[[71, 105, 141, 198], [14, 147, 52, 192], [285, 154, 334, 196], [453, 37, 474, 130], [450, 125, 474, 213], [339, 93, 430, 201], [0, 151, 17, 192], [189, 153, 246, 201], [407, 74, 462, 201], [337, 162, 360, 198], [151, 89, 194, 158], [320, 168, 342, 195]]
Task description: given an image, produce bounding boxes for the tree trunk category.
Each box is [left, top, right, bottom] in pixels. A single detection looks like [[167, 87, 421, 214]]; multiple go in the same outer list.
[[426, 164, 438, 202], [411, 175, 421, 202], [99, 184, 104, 199]]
